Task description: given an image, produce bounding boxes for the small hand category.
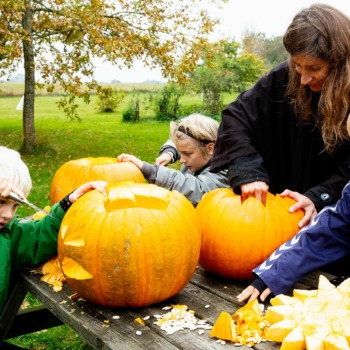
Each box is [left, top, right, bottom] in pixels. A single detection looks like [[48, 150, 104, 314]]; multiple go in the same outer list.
[[237, 285, 272, 303], [117, 153, 143, 169], [156, 153, 172, 166], [240, 181, 269, 206], [69, 181, 107, 203], [280, 189, 316, 228]]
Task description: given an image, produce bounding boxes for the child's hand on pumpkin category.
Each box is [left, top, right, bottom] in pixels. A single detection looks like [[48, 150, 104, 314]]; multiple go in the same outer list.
[[69, 181, 107, 203], [117, 153, 143, 169]]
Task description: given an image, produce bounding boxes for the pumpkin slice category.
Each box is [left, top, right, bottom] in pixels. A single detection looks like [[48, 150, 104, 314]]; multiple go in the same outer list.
[[323, 334, 349, 350], [293, 288, 317, 301], [265, 319, 296, 342], [265, 304, 295, 324], [270, 294, 297, 306], [264, 275, 350, 349], [280, 327, 305, 350], [337, 277, 350, 294], [210, 311, 236, 342], [304, 328, 329, 350]]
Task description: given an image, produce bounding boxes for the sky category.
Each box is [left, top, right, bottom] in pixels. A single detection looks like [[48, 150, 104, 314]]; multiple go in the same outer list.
[[10, 0, 348, 84], [93, 0, 350, 83]]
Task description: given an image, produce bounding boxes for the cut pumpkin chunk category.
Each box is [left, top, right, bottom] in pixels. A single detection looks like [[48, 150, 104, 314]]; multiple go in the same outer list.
[[280, 327, 305, 350], [60, 257, 93, 280], [263, 275, 350, 350], [270, 294, 297, 306], [323, 334, 350, 350], [265, 304, 295, 324], [265, 319, 296, 342], [293, 288, 317, 301], [209, 311, 236, 342]]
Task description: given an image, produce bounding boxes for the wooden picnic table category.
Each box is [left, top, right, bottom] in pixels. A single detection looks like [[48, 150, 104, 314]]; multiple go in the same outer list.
[[1, 265, 336, 349]]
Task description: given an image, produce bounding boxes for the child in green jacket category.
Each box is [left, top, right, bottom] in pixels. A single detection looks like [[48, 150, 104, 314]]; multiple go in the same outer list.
[[0, 146, 106, 348]]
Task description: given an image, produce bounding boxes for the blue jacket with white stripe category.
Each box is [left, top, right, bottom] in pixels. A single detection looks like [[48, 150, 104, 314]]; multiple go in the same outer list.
[[254, 182, 350, 296]]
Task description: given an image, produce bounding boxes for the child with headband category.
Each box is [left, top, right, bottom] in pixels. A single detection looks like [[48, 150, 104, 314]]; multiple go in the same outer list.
[[117, 114, 229, 206]]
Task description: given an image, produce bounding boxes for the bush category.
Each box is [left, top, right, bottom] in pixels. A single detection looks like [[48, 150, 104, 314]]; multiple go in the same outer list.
[[154, 84, 183, 121], [122, 96, 140, 122], [179, 103, 206, 117], [96, 87, 125, 112]]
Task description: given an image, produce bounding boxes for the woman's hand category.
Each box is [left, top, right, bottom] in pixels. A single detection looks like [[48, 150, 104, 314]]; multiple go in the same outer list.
[[156, 152, 172, 166], [69, 181, 107, 204], [237, 285, 272, 303], [280, 189, 316, 228], [0, 177, 25, 200], [240, 181, 269, 206], [117, 153, 143, 169]]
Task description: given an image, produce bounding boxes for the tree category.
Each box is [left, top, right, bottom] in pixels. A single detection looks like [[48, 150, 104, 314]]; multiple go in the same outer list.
[[241, 30, 266, 58], [190, 39, 266, 115], [263, 36, 288, 68], [242, 30, 287, 68], [0, 0, 223, 154]]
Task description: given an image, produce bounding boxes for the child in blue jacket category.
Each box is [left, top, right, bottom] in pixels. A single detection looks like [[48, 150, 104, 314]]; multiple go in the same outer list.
[[237, 115, 350, 303]]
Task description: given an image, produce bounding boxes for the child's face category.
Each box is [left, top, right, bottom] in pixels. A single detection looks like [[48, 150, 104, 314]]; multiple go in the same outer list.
[[176, 139, 213, 173], [0, 197, 19, 230]]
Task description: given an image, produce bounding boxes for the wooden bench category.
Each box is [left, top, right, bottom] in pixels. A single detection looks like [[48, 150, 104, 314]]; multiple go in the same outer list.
[[0, 276, 63, 341]]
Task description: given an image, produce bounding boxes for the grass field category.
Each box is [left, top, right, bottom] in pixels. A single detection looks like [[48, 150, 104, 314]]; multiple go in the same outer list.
[[0, 86, 236, 349], [1, 94, 173, 214]]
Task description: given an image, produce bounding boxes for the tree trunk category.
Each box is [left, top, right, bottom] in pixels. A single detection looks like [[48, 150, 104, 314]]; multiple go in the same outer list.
[[21, 0, 36, 154]]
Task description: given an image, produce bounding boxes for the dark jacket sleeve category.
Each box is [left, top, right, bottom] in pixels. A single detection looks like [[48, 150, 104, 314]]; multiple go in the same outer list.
[[254, 182, 350, 296], [158, 139, 179, 163]]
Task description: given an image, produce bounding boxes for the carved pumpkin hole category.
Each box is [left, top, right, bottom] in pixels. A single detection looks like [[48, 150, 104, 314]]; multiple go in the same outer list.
[[61, 257, 93, 280], [105, 193, 169, 211]]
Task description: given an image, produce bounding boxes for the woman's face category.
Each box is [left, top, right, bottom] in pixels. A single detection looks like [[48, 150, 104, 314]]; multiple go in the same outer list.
[[293, 55, 330, 92], [175, 139, 213, 173]]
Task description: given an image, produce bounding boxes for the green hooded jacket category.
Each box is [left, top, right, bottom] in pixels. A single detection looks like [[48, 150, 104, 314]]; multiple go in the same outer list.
[[0, 203, 64, 314]]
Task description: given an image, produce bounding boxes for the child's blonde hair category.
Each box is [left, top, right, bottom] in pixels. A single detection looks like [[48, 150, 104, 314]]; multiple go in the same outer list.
[[0, 146, 32, 197], [170, 114, 219, 149]]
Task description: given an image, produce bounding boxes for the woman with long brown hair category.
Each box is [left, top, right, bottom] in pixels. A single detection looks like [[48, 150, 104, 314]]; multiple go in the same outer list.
[[211, 3, 350, 229]]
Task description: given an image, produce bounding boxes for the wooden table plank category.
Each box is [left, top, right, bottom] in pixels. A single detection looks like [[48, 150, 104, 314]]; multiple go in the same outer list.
[[17, 266, 337, 350]]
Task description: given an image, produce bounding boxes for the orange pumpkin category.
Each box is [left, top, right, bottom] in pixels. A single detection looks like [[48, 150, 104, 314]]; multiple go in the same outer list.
[[196, 189, 303, 280], [58, 182, 201, 308], [50, 157, 145, 204]]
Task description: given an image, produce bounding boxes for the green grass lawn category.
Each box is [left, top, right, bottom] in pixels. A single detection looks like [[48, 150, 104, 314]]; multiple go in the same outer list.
[[1, 94, 171, 215], [0, 88, 236, 349]]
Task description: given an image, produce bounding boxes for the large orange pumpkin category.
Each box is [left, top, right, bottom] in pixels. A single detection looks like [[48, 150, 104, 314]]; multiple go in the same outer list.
[[50, 157, 145, 204], [58, 182, 201, 308], [196, 189, 304, 280]]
